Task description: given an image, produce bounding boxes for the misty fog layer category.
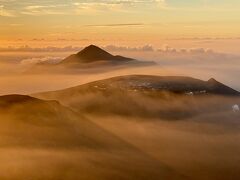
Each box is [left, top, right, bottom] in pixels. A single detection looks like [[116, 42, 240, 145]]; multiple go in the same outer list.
[[1, 49, 240, 180], [0, 49, 240, 95], [89, 115, 240, 180], [0, 95, 184, 180], [36, 89, 240, 180], [32, 75, 240, 180]]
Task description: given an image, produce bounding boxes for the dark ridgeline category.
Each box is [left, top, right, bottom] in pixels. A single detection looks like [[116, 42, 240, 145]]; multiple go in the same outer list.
[[36, 75, 240, 97], [58, 44, 155, 65], [33, 75, 240, 120], [206, 78, 239, 95], [25, 45, 156, 74]]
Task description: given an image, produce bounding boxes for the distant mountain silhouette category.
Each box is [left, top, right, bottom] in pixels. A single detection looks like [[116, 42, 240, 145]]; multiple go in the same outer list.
[[35, 75, 240, 98], [33, 75, 240, 119], [206, 78, 239, 95], [25, 45, 156, 74], [58, 45, 155, 66]]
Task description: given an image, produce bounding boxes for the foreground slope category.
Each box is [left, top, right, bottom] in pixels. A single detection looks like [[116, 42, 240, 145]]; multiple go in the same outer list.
[[0, 94, 184, 180]]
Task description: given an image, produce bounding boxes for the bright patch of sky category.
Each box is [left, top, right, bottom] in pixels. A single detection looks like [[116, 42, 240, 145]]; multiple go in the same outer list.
[[0, 0, 239, 41]]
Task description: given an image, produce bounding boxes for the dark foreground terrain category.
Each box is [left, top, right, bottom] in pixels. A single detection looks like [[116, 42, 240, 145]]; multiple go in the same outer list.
[[0, 94, 184, 180]]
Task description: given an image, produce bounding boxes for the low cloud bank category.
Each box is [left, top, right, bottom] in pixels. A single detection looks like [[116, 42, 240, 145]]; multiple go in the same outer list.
[[21, 56, 62, 65], [0, 45, 83, 52], [104, 45, 155, 52], [0, 44, 216, 54], [0, 45, 155, 53]]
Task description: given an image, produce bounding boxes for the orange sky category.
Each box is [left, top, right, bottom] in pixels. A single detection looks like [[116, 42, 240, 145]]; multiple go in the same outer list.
[[0, 0, 240, 53]]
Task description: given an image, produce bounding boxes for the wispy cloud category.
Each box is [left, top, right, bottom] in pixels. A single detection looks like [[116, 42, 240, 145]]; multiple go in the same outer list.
[[21, 56, 62, 65], [0, 45, 83, 52], [0, 44, 218, 55], [0, 5, 15, 17], [73, 0, 166, 13], [84, 23, 144, 27], [104, 44, 154, 52], [0, 0, 166, 17], [0, 0, 239, 17], [22, 4, 68, 15]]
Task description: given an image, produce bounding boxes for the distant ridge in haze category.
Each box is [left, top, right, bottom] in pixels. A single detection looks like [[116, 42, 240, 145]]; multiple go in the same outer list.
[[33, 75, 240, 119], [58, 44, 155, 66], [62, 45, 121, 63], [26, 45, 156, 74], [35, 75, 240, 98]]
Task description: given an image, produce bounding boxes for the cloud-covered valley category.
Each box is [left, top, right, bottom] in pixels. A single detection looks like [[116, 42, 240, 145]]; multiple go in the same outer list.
[[0, 44, 239, 95]]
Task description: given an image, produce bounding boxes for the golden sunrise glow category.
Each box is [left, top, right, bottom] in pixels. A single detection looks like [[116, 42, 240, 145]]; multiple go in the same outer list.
[[1, 1, 240, 180], [0, 0, 240, 43]]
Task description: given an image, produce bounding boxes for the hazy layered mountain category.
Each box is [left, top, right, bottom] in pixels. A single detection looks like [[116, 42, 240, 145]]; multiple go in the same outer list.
[[27, 45, 156, 73], [2, 80, 240, 180], [60, 45, 134, 64], [0, 94, 119, 148], [34, 75, 240, 119], [0, 94, 184, 180], [35, 75, 240, 96], [59, 45, 155, 66]]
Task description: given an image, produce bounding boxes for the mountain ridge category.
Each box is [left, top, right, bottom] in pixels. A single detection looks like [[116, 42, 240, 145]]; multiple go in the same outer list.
[[58, 45, 155, 66], [32, 75, 240, 120], [27, 45, 156, 73], [34, 75, 240, 97]]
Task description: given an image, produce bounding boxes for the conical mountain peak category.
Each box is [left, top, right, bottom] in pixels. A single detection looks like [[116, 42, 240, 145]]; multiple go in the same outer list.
[[208, 78, 218, 83], [207, 78, 221, 86], [58, 44, 155, 65], [77, 45, 113, 60]]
